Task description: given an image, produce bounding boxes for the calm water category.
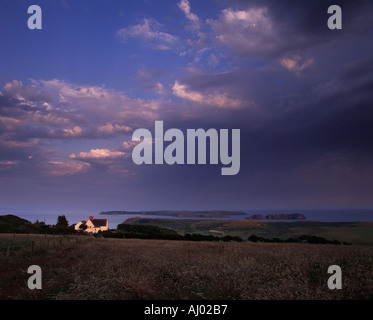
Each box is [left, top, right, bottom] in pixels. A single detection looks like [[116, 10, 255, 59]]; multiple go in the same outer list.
[[1, 207, 373, 230]]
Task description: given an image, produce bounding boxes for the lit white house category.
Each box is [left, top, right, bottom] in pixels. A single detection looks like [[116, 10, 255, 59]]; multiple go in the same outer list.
[[75, 216, 108, 233]]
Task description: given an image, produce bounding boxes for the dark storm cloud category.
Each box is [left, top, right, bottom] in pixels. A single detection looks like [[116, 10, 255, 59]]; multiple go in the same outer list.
[[174, 0, 373, 167], [211, 0, 373, 59]]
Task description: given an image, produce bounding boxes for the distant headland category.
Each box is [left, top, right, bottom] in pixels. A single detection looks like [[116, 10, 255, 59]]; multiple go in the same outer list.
[[99, 211, 306, 220], [246, 213, 306, 220], [99, 210, 246, 218]]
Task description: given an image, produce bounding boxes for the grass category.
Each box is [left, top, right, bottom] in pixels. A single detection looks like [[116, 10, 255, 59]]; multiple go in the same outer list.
[[0, 237, 372, 300], [125, 218, 373, 246], [0, 233, 91, 255]]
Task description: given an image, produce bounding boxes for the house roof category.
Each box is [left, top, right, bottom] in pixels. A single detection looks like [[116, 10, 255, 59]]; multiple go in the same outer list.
[[90, 219, 107, 228]]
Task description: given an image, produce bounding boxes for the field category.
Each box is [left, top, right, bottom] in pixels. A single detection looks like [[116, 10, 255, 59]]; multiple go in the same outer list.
[[125, 218, 373, 246], [0, 236, 372, 300], [0, 233, 92, 256]]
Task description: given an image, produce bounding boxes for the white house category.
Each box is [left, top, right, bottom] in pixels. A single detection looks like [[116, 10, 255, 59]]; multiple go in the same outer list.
[[75, 216, 108, 233]]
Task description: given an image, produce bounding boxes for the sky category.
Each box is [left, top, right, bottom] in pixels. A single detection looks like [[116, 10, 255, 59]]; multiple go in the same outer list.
[[0, 0, 373, 214]]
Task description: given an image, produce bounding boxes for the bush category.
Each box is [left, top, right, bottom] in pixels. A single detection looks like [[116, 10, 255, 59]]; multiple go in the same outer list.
[[223, 235, 243, 242], [184, 233, 220, 241], [248, 234, 349, 245], [108, 224, 244, 242]]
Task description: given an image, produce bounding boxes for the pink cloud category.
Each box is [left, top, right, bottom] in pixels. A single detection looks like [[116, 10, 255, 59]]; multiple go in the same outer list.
[[280, 55, 315, 74], [47, 160, 91, 176], [172, 80, 243, 109], [121, 140, 140, 151], [70, 149, 127, 160], [97, 123, 132, 134], [178, 0, 199, 23], [207, 7, 277, 57], [117, 18, 179, 50]]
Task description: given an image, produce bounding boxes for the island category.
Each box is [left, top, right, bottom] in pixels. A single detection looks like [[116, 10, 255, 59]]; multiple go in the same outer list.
[[99, 210, 246, 218], [246, 213, 306, 220]]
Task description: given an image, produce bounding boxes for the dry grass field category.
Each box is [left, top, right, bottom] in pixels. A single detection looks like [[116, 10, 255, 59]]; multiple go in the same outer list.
[[0, 237, 372, 300]]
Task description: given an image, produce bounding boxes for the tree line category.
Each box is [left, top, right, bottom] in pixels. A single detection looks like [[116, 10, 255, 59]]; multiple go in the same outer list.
[[101, 223, 350, 245], [0, 215, 352, 245], [101, 224, 244, 242], [248, 234, 351, 245], [0, 214, 83, 235]]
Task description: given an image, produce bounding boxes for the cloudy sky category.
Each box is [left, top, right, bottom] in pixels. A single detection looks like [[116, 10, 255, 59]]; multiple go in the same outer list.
[[0, 0, 373, 214]]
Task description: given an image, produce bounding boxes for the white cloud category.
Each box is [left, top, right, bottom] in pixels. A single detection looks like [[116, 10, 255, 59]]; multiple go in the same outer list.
[[70, 149, 127, 160], [0, 160, 19, 167], [117, 18, 178, 50], [0, 116, 22, 131], [47, 160, 90, 176], [43, 102, 53, 110], [155, 82, 164, 95], [63, 126, 83, 137], [178, 0, 199, 24], [0, 138, 40, 149], [97, 123, 132, 134], [207, 7, 279, 57], [39, 79, 161, 127], [0, 160, 20, 172], [280, 55, 315, 74], [4, 80, 23, 90], [122, 140, 140, 151], [220, 7, 271, 28], [172, 80, 242, 109]]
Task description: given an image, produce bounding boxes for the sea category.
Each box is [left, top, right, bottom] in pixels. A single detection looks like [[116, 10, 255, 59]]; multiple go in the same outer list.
[[1, 207, 373, 230]]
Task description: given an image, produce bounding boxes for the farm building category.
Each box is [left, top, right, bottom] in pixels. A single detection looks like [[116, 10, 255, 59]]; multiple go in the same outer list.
[[75, 216, 108, 233]]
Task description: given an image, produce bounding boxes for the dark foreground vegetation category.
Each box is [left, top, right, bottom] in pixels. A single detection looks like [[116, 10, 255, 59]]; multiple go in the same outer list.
[[103, 224, 244, 242], [1, 237, 372, 300], [0, 215, 80, 235], [0, 215, 358, 246], [102, 224, 351, 245], [1, 216, 372, 300], [247, 234, 352, 245], [125, 217, 373, 246]]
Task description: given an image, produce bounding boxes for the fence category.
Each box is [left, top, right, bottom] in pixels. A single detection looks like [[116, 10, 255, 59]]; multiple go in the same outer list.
[[0, 233, 96, 256]]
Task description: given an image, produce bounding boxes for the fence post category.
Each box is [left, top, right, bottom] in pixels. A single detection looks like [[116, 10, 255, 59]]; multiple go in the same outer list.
[[6, 242, 10, 256]]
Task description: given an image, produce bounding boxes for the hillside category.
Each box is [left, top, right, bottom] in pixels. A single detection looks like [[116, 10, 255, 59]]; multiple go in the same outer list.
[[0, 215, 34, 233], [246, 213, 306, 219], [0, 214, 77, 235], [125, 218, 373, 246]]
